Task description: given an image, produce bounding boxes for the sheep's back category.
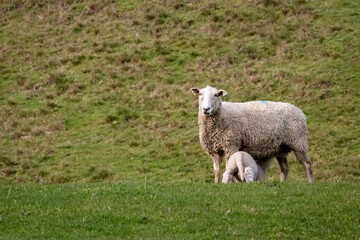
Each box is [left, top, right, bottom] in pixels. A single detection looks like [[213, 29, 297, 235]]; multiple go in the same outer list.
[[222, 101, 306, 159]]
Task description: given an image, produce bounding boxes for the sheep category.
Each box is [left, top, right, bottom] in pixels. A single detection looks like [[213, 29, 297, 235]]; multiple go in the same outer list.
[[190, 85, 313, 183], [222, 151, 272, 183]]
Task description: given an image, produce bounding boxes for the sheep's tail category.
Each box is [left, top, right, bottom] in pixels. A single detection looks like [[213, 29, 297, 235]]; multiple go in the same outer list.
[[235, 154, 245, 181]]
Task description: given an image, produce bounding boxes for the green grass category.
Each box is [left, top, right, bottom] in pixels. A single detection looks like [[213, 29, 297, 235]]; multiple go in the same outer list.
[[1, 182, 359, 239], [1, 0, 359, 184], [0, 1, 359, 237]]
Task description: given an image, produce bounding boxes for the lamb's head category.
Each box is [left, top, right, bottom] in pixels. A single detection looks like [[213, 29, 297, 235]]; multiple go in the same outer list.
[[190, 86, 227, 116]]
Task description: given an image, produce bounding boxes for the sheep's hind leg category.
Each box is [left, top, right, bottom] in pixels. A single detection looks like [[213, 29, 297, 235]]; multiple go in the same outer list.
[[276, 155, 289, 182], [294, 150, 313, 183], [212, 154, 222, 183]]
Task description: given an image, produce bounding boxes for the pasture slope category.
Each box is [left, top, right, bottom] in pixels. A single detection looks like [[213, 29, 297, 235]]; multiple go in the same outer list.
[[0, 0, 359, 239]]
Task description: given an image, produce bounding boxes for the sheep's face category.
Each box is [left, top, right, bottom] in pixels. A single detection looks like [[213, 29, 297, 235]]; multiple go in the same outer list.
[[190, 86, 227, 116]]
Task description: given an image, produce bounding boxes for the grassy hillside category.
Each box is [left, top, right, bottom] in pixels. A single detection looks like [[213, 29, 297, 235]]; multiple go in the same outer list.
[[1, 182, 360, 239], [0, 0, 359, 183]]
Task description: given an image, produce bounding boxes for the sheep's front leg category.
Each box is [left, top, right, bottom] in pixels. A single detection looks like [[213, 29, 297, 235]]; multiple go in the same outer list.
[[211, 154, 222, 183]]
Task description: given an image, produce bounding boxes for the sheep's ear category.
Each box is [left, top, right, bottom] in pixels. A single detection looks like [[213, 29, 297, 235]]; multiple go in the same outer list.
[[190, 87, 200, 95], [218, 90, 227, 97]]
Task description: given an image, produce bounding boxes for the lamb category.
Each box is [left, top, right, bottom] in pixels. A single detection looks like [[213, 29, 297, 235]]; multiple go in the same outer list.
[[222, 151, 271, 183], [190, 85, 313, 183]]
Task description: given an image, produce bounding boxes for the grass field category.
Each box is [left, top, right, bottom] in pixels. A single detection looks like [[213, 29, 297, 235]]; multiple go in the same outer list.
[[1, 182, 360, 239], [1, 0, 359, 184], [0, 0, 360, 238]]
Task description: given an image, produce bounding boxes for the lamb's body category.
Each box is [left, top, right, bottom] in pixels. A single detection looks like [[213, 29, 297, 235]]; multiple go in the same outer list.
[[222, 151, 269, 183], [191, 86, 313, 183]]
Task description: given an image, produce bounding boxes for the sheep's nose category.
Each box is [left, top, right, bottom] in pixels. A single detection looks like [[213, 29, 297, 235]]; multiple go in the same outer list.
[[203, 107, 210, 112]]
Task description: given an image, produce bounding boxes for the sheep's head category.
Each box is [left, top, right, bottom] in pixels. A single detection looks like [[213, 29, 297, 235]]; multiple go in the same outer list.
[[190, 86, 227, 116]]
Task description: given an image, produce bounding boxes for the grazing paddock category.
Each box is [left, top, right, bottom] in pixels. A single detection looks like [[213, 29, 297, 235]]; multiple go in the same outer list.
[[0, 1, 359, 239], [0, 0, 359, 184]]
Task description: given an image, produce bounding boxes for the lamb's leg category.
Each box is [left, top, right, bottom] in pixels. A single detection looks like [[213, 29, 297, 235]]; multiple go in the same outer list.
[[222, 170, 233, 183], [211, 154, 222, 183], [294, 150, 313, 183], [244, 167, 255, 182], [276, 155, 289, 182]]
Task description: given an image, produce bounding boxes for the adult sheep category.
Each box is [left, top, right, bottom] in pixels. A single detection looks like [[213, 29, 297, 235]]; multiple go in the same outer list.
[[190, 86, 313, 183]]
